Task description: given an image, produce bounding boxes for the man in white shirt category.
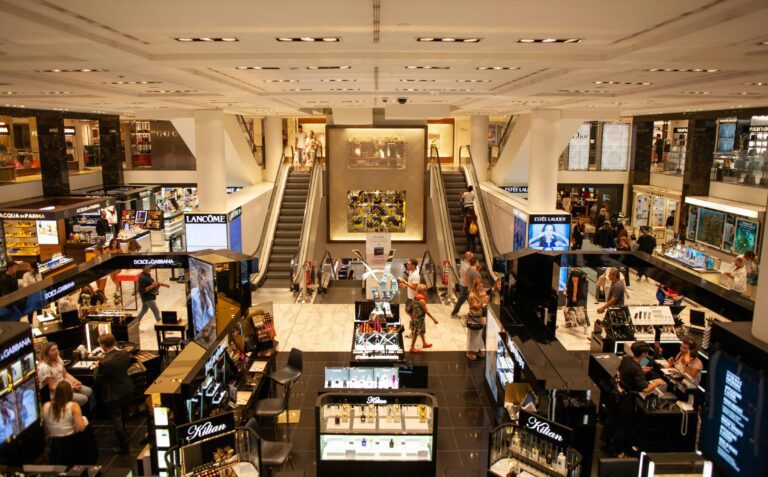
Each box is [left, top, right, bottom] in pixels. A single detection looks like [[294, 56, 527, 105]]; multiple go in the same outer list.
[[295, 125, 307, 165], [398, 258, 421, 337], [461, 185, 475, 215], [451, 252, 474, 318], [723, 256, 747, 293]]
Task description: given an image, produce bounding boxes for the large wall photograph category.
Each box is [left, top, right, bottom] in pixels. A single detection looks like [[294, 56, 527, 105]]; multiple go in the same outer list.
[[347, 190, 405, 233]]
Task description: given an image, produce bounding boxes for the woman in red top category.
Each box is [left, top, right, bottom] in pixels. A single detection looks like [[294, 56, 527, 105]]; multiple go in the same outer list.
[[409, 284, 439, 353]]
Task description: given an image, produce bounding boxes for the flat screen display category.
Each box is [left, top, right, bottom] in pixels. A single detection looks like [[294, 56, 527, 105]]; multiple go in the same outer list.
[[36, 220, 59, 245], [686, 206, 698, 241], [189, 257, 217, 348], [716, 121, 737, 153], [696, 208, 725, 248], [733, 218, 759, 255], [513, 216, 527, 251], [527, 215, 570, 251], [700, 350, 768, 477], [0, 364, 38, 449]]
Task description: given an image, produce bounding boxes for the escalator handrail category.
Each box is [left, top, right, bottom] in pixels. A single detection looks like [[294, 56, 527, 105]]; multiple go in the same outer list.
[[428, 146, 461, 285], [251, 149, 294, 286], [291, 162, 324, 287], [419, 249, 438, 289], [458, 145, 500, 284], [319, 250, 338, 280]]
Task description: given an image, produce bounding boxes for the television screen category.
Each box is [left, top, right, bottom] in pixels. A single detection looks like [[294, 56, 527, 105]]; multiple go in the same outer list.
[[696, 208, 725, 248], [0, 369, 39, 449], [733, 219, 759, 255], [513, 216, 527, 251], [700, 350, 768, 477], [189, 257, 217, 348], [528, 215, 571, 251], [716, 122, 737, 153]]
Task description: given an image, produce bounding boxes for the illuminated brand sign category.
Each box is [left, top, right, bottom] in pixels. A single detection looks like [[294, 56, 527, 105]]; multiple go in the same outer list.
[[185, 214, 226, 224], [228, 207, 242, 221], [530, 214, 570, 223], [131, 258, 179, 267], [0, 125, 10, 135], [44, 280, 76, 302], [226, 187, 243, 194], [1, 336, 32, 363], [750, 125, 768, 133], [205, 341, 227, 373], [177, 412, 235, 445], [76, 203, 107, 214], [519, 410, 573, 446], [366, 396, 387, 405], [0, 212, 47, 220], [63, 127, 76, 135], [673, 127, 688, 134], [502, 186, 528, 194]]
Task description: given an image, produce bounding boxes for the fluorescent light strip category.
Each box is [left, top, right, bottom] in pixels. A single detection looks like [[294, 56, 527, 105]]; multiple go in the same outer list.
[[400, 79, 435, 82], [320, 79, 356, 82], [174, 37, 238, 42], [306, 66, 351, 70], [263, 79, 298, 83], [105, 81, 162, 84], [684, 197, 761, 218], [36, 69, 107, 73], [456, 79, 491, 83], [235, 66, 280, 70], [276, 37, 340, 42], [559, 89, 610, 94], [518, 38, 581, 43], [646, 68, 719, 73], [416, 37, 482, 43], [681, 91, 710, 95], [40, 91, 72, 95], [146, 90, 198, 93], [476, 66, 519, 70], [744, 82, 767, 86], [405, 66, 449, 70], [594, 81, 652, 85]]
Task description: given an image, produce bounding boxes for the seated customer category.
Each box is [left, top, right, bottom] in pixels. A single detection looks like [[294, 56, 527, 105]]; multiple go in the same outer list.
[[667, 337, 704, 386], [38, 342, 92, 406], [722, 256, 747, 293], [43, 381, 93, 465]]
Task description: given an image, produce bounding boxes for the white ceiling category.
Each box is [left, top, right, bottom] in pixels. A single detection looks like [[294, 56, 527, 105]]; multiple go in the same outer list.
[[0, 0, 767, 117]]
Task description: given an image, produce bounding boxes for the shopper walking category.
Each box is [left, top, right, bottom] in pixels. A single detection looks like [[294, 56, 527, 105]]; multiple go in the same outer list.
[[95, 211, 112, 241], [295, 125, 307, 168], [43, 380, 96, 465], [136, 266, 169, 323], [38, 342, 93, 406], [397, 257, 421, 337], [654, 134, 664, 164], [452, 256, 480, 318], [597, 268, 626, 313], [466, 279, 488, 360], [636, 227, 657, 281], [93, 333, 133, 454], [572, 217, 586, 250], [408, 284, 438, 353], [464, 210, 479, 253]]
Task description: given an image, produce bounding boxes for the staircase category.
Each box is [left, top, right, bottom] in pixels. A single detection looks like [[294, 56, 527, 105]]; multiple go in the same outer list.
[[263, 170, 310, 287], [442, 170, 492, 286]]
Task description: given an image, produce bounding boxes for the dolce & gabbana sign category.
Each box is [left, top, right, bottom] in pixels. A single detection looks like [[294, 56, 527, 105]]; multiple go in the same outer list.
[[185, 214, 227, 224], [177, 412, 235, 445], [518, 410, 573, 446], [1, 336, 32, 363]]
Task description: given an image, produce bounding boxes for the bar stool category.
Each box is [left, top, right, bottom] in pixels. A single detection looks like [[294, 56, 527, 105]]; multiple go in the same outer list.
[[254, 380, 293, 438], [269, 348, 303, 387], [158, 333, 183, 364], [245, 418, 293, 477]]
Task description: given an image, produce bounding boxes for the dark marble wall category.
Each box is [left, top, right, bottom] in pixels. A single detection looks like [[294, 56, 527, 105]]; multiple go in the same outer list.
[[35, 112, 70, 197], [99, 116, 124, 188], [679, 118, 717, 239], [630, 120, 653, 186]]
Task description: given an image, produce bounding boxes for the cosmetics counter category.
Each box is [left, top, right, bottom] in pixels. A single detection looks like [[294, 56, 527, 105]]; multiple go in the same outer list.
[[591, 305, 682, 354], [316, 391, 437, 477], [488, 410, 582, 477], [351, 300, 404, 364]]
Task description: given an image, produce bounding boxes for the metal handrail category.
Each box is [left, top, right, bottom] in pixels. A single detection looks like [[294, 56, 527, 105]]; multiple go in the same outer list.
[[251, 147, 294, 286], [428, 146, 461, 287], [419, 249, 438, 292], [235, 115, 265, 166], [496, 115, 516, 160], [319, 250, 338, 280], [290, 162, 324, 288], [458, 145, 500, 284]]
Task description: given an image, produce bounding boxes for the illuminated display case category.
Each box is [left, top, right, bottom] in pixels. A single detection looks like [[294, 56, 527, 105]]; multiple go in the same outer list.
[[351, 301, 404, 364], [316, 391, 437, 477], [324, 366, 400, 389]]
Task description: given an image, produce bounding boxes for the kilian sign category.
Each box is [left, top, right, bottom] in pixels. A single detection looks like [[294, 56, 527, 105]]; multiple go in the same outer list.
[[519, 410, 573, 446], [177, 412, 235, 445]]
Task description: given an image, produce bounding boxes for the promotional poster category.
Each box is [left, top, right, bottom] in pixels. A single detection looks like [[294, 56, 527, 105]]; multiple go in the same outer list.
[[189, 257, 217, 348], [527, 215, 571, 251], [733, 219, 759, 255]]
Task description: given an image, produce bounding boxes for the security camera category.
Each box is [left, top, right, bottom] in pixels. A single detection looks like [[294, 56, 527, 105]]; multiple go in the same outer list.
[[397, 97, 408, 104]]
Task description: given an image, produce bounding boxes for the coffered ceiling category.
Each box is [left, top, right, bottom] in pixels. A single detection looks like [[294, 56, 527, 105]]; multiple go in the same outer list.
[[0, 0, 767, 117]]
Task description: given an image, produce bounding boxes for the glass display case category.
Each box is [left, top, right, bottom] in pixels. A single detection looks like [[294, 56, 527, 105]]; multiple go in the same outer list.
[[316, 391, 437, 477], [324, 366, 400, 389], [488, 412, 583, 477], [351, 301, 404, 363]]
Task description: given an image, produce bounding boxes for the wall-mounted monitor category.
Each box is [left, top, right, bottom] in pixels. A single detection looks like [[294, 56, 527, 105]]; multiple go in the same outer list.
[[189, 257, 217, 348], [695, 208, 725, 249], [733, 218, 759, 255], [527, 215, 570, 251]]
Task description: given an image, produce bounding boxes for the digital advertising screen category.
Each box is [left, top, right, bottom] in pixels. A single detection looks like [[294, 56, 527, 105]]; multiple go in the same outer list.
[[716, 121, 737, 154], [701, 350, 768, 477], [189, 257, 217, 348], [733, 219, 759, 255], [696, 208, 725, 248], [184, 214, 228, 252], [513, 216, 527, 251], [527, 215, 571, 251], [36, 220, 59, 245], [228, 208, 242, 253]]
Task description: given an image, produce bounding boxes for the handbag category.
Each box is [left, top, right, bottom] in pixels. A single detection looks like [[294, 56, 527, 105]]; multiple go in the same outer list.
[[466, 314, 485, 330]]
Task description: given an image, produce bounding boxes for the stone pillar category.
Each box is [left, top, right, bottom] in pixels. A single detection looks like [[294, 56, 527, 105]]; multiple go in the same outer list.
[[630, 119, 653, 187], [679, 118, 717, 238], [527, 110, 561, 211], [264, 116, 284, 182], [752, 210, 768, 342], [99, 115, 124, 188], [36, 111, 70, 197], [194, 110, 227, 213], [470, 115, 489, 181]]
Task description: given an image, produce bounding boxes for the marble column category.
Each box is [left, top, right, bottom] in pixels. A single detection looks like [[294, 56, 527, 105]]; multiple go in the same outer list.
[[36, 111, 70, 197], [630, 119, 653, 186], [470, 115, 489, 181], [679, 118, 717, 238], [194, 110, 227, 212], [264, 116, 283, 182], [99, 115, 124, 188], [527, 110, 560, 211]]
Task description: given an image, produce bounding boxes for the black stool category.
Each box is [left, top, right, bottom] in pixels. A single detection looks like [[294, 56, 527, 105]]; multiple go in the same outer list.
[[158, 335, 183, 364], [269, 348, 303, 387], [245, 418, 293, 477], [254, 380, 293, 439]]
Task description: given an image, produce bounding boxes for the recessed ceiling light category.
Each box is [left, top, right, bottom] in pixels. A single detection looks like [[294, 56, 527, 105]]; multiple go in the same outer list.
[[733, 92, 757, 96], [235, 66, 280, 70], [284, 88, 312, 92], [400, 79, 436, 82], [646, 68, 719, 73], [759, 41, 768, 45], [41, 91, 72, 95], [330, 88, 359, 91], [558, 89, 610, 94], [174, 37, 239, 42], [306, 66, 351, 70], [146, 90, 198, 93], [681, 91, 710, 95], [416, 37, 482, 43], [405, 66, 449, 70], [517, 38, 582, 43], [456, 79, 492, 83], [37, 69, 107, 73], [2, 91, 16, 95], [263, 79, 299, 83], [476, 66, 519, 70], [594, 81, 652, 85], [275, 37, 340, 42]]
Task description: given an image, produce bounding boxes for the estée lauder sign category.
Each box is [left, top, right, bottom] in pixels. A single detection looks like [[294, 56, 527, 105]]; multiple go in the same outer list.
[[518, 409, 573, 446]]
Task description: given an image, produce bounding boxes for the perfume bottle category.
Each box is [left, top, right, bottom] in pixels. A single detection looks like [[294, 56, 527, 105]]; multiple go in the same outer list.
[[418, 404, 427, 423], [557, 451, 567, 473], [389, 438, 394, 448], [511, 430, 521, 453], [361, 437, 367, 447], [342, 400, 350, 422]]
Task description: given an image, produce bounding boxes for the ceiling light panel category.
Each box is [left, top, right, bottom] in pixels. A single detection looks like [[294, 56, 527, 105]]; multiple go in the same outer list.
[[306, 66, 351, 70], [646, 68, 719, 72], [276, 37, 340, 42], [235, 66, 280, 70], [174, 37, 238, 42], [320, 79, 356, 82], [518, 38, 581, 43], [405, 66, 449, 70], [146, 90, 198, 93], [594, 81, 651, 85], [36, 69, 107, 73], [416, 37, 482, 43], [456, 79, 492, 83], [105, 81, 162, 84], [400, 79, 435, 82], [476, 66, 520, 70], [263, 79, 299, 83]]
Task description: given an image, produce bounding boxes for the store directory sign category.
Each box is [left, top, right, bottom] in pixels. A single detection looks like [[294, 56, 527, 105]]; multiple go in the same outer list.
[[701, 350, 768, 477], [527, 215, 570, 251], [184, 213, 228, 252]]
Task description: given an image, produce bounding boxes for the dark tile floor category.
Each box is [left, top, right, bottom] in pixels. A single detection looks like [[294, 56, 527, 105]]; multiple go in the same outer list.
[[96, 351, 508, 476]]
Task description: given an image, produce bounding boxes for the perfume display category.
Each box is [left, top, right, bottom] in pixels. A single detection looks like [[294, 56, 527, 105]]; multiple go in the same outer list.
[[489, 419, 582, 476], [324, 366, 400, 389]]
